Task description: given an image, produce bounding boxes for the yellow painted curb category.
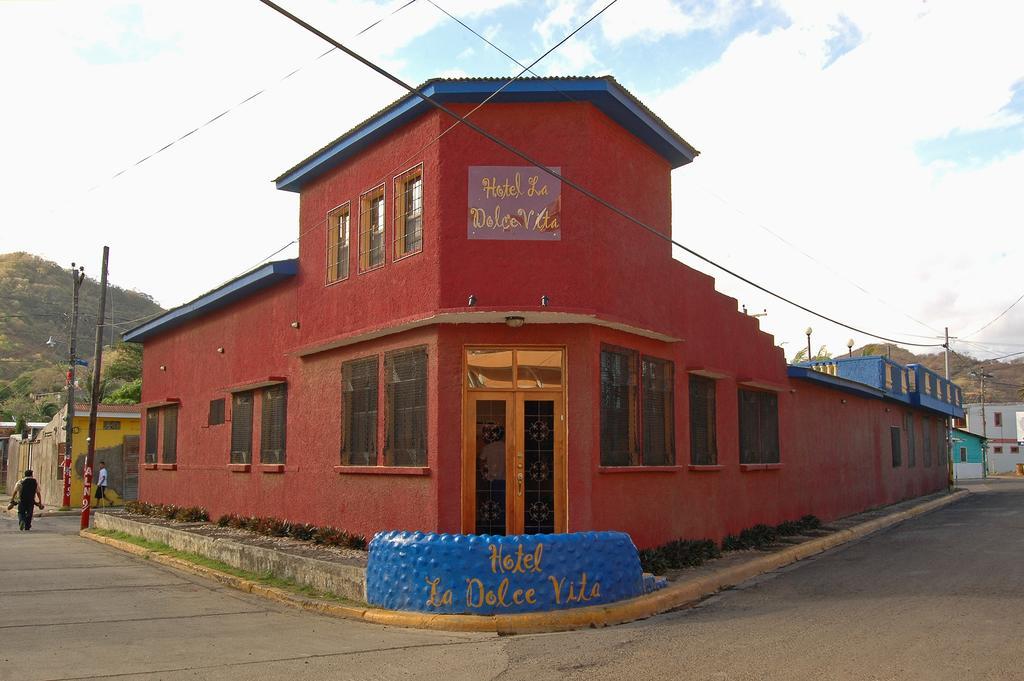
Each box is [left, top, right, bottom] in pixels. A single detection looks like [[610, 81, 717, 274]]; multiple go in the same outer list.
[[81, 489, 968, 634]]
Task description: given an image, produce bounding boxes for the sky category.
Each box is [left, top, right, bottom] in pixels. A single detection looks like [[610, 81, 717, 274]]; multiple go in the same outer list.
[[1, 0, 1022, 362]]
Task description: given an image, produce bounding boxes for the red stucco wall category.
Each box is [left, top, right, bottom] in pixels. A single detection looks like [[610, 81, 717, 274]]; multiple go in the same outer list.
[[136, 99, 948, 547]]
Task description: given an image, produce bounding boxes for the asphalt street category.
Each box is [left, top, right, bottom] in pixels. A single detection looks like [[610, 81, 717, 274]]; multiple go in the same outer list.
[[3, 479, 1023, 681]]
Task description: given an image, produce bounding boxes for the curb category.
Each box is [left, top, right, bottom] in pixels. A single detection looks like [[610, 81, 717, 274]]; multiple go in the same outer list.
[[81, 489, 968, 634]]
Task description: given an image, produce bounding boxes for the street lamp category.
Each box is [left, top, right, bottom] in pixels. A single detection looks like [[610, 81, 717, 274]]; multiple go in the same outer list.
[[847, 338, 854, 358], [805, 327, 813, 360]]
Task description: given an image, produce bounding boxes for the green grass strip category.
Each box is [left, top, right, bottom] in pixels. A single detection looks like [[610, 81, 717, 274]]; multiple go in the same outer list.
[[88, 528, 361, 606]]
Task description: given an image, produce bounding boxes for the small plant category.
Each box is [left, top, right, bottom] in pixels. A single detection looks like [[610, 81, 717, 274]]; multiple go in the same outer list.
[[799, 514, 821, 531], [638, 548, 669, 575], [216, 513, 236, 527], [174, 506, 209, 523], [313, 525, 345, 546], [775, 520, 803, 536], [285, 522, 317, 541], [345, 534, 368, 551]]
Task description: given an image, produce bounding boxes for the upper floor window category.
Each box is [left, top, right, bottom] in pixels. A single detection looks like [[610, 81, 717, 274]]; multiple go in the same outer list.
[[994, 412, 1003, 427], [394, 165, 423, 260], [738, 389, 779, 465], [599, 346, 674, 466], [327, 202, 350, 283], [359, 185, 385, 272], [208, 398, 225, 426]]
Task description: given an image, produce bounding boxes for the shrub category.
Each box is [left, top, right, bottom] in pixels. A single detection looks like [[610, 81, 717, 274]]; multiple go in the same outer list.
[[662, 539, 720, 567], [216, 514, 236, 527], [345, 534, 368, 551], [174, 506, 209, 523], [285, 522, 317, 541], [775, 520, 803, 536], [799, 514, 822, 531], [739, 524, 777, 549], [638, 548, 669, 576]]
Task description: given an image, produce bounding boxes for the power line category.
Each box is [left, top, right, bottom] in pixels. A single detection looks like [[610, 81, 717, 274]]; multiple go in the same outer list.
[[256, 0, 945, 349], [960, 289, 1024, 340]]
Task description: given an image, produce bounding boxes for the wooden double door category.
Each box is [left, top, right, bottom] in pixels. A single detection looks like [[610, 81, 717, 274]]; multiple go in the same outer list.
[[463, 391, 565, 535]]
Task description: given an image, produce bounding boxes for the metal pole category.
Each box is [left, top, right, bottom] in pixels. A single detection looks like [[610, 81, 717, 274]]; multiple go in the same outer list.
[[944, 326, 952, 488], [980, 371, 988, 479], [81, 246, 109, 530], [63, 264, 85, 509]]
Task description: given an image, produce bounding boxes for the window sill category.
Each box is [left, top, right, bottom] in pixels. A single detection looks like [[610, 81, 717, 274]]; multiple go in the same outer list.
[[688, 464, 724, 472], [156, 463, 177, 471], [334, 465, 431, 476], [739, 463, 783, 472], [260, 464, 286, 474], [143, 463, 157, 470], [227, 464, 251, 473], [597, 465, 682, 474]]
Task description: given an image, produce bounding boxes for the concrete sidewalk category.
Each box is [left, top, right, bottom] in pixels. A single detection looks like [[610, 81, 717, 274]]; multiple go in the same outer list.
[[80, 489, 968, 634]]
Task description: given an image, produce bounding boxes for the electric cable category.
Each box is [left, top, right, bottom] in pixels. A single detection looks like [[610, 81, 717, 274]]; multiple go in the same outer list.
[[255, 0, 945, 349], [960, 290, 1024, 340]]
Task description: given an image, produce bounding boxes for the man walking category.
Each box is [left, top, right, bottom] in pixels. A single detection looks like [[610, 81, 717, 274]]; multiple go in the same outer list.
[[95, 461, 108, 507], [7, 470, 43, 531]]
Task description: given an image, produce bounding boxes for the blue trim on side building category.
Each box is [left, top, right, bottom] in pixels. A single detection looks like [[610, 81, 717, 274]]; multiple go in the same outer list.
[[275, 78, 698, 193], [122, 260, 298, 343]]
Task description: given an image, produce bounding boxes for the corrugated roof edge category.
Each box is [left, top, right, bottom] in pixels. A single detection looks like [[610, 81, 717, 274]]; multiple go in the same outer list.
[[273, 76, 699, 192], [122, 259, 298, 344]]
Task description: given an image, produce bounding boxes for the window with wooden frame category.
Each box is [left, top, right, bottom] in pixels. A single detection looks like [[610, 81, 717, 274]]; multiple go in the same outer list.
[[890, 426, 902, 467], [384, 347, 427, 466], [689, 374, 717, 465], [161, 405, 178, 464], [326, 203, 350, 283], [208, 398, 225, 426], [260, 384, 287, 464], [738, 389, 780, 464], [341, 356, 378, 465], [230, 392, 253, 464], [599, 346, 675, 466], [145, 410, 159, 464], [393, 165, 423, 260], [358, 185, 385, 272]]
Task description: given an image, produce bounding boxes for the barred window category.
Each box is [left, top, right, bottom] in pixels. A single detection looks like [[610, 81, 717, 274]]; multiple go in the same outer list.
[[738, 389, 779, 464], [260, 384, 287, 465], [689, 375, 717, 465], [359, 185, 385, 272], [385, 347, 427, 466], [230, 392, 253, 464], [641, 357, 674, 465], [890, 426, 902, 467], [342, 356, 378, 465], [600, 346, 674, 466], [394, 166, 423, 259], [923, 416, 932, 467], [600, 347, 637, 466], [208, 398, 225, 426], [905, 413, 916, 467], [327, 203, 350, 283], [145, 410, 158, 464], [161, 405, 178, 464]]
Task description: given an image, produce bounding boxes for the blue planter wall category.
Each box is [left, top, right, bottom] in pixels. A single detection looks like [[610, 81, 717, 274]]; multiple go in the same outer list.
[[366, 531, 646, 615]]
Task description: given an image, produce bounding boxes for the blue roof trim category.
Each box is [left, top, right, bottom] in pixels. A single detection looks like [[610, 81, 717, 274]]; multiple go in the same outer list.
[[122, 260, 298, 343], [787, 366, 888, 400], [275, 78, 698, 193]]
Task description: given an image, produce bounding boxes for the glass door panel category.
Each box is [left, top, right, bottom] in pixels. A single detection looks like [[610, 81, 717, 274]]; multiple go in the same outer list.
[[472, 396, 512, 535], [521, 398, 556, 534]]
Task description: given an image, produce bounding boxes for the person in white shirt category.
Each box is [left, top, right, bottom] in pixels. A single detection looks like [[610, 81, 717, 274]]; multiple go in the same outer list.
[[95, 462, 109, 506]]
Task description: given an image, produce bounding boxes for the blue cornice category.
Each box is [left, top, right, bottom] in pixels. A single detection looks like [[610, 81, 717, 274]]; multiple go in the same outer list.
[[123, 260, 298, 343], [274, 77, 699, 193]]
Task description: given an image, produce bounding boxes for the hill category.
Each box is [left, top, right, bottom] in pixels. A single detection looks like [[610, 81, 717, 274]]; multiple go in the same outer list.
[[0, 252, 164, 420]]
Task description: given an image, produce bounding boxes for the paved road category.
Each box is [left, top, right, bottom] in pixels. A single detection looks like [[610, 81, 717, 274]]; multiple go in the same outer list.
[[4, 479, 1024, 681]]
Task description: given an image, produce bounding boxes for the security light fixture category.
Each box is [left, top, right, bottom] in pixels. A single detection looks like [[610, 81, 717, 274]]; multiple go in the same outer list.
[[468, 294, 477, 307], [290, 321, 300, 329], [217, 347, 225, 354], [540, 295, 549, 307], [505, 316, 525, 328]]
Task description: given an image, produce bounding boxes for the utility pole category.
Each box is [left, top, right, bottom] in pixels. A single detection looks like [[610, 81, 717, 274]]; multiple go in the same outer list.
[[81, 246, 109, 530], [944, 327, 952, 488], [970, 368, 994, 480], [63, 264, 86, 510]]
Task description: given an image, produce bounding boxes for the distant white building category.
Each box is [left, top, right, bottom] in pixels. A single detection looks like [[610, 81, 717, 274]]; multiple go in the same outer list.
[[961, 403, 1024, 474]]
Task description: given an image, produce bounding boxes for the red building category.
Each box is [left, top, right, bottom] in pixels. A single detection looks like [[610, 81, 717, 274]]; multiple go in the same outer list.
[[125, 77, 962, 548]]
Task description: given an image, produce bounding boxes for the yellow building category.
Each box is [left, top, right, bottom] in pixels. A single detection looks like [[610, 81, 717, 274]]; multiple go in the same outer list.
[[21, 403, 141, 509]]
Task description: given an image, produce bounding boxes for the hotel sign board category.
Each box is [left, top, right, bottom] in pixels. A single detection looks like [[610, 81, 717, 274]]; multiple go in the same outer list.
[[467, 166, 561, 240]]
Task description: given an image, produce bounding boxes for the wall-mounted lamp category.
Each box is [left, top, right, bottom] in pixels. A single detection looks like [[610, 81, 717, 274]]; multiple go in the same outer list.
[[217, 347, 225, 354], [841, 399, 848, 404], [159, 365, 167, 371], [505, 316, 525, 328], [290, 321, 300, 329], [540, 294, 549, 307], [468, 294, 477, 307]]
